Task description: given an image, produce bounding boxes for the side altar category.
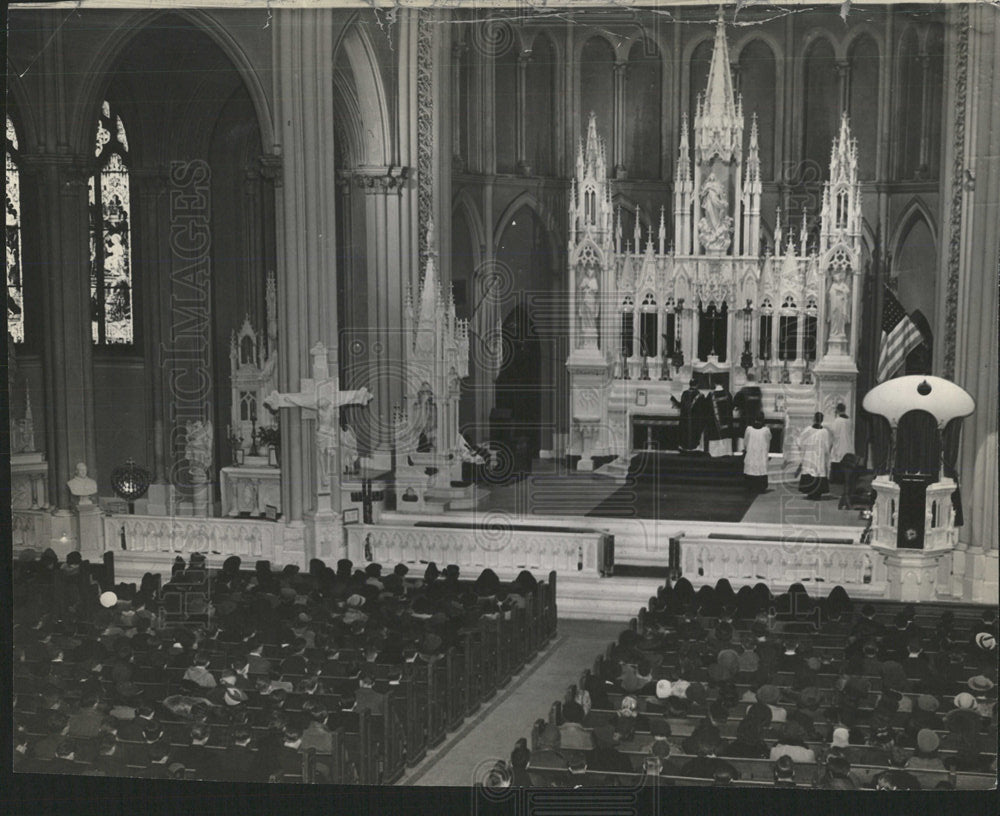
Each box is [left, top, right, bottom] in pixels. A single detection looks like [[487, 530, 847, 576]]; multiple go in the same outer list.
[[567, 16, 863, 473], [393, 221, 484, 513]]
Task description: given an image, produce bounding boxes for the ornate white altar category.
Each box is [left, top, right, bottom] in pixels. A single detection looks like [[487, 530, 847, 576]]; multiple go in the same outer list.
[[393, 222, 480, 512], [566, 15, 863, 470], [220, 464, 282, 517], [229, 270, 279, 465]]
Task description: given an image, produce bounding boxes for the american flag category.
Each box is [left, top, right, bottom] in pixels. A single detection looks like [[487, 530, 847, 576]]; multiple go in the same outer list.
[[876, 287, 923, 382]]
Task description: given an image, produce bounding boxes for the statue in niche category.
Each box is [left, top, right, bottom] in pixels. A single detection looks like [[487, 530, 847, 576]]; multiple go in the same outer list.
[[415, 383, 437, 453], [827, 270, 851, 343], [577, 264, 599, 345], [698, 170, 734, 252], [185, 419, 214, 484]]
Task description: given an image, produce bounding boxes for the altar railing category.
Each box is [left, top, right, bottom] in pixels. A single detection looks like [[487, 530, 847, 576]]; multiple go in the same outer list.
[[680, 535, 888, 592], [102, 514, 286, 561], [12, 509, 53, 552], [345, 522, 611, 576]]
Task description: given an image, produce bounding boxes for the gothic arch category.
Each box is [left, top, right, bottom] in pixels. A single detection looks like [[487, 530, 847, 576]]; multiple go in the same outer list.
[[799, 28, 844, 62], [891, 198, 938, 259], [732, 30, 784, 65], [573, 32, 617, 65], [891, 202, 938, 327], [733, 35, 782, 181], [528, 28, 565, 65], [492, 192, 560, 265], [71, 9, 274, 160], [843, 23, 884, 58], [680, 31, 716, 116], [332, 65, 366, 169], [334, 26, 392, 168], [452, 189, 486, 269], [5, 68, 38, 151], [860, 217, 877, 262]]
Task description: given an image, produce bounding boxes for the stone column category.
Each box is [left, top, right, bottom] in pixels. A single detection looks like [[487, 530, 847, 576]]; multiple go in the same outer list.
[[945, 5, 999, 602], [515, 50, 531, 175], [613, 61, 627, 178], [355, 167, 412, 447], [836, 60, 851, 115], [916, 53, 933, 176], [451, 41, 467, 172], [272, 9, 341, 566], [132, 168, 171, 514], [27, 153, 97, 529]]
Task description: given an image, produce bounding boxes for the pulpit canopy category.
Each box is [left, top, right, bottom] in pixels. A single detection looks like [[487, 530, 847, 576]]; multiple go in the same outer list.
[[863, 376, 974, 428]]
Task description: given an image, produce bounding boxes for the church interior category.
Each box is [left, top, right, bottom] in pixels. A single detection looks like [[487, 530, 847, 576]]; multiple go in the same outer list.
[[6, 1, 999, 798]]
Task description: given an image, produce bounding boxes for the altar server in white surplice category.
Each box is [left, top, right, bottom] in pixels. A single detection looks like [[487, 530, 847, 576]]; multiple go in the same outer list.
[[797, 412, 833, 500], [827, 402, 854, 485], [742, 413, 772, 494]]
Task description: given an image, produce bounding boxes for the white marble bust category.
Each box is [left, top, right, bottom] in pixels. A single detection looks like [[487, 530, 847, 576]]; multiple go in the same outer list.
[[67, 461, 98, 506]]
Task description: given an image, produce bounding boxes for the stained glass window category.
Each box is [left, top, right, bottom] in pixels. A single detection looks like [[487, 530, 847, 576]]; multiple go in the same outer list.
[[6, 115, 24, 343], [90, 100, 134, 345]]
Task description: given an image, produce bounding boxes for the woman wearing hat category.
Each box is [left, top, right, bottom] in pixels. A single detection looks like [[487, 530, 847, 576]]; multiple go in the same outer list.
[[904, 729, 946, 771]]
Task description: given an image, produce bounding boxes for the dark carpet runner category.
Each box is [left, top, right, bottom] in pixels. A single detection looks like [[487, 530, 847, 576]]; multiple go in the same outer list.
[[586, 453, 756, 522]]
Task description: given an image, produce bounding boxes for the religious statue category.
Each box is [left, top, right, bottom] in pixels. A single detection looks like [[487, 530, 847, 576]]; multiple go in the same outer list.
[[185, 419, 214, 483], [577, 264, 599, 346], [67, 462, 98, 506], [827, 270, 851, 343], [340, 423, 360, 475], [264, 347, 374, 486], [698, 170, 733, 252], [414, 384, 437, 452]]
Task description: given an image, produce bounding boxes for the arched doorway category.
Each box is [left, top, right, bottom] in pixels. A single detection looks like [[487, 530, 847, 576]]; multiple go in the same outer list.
[[489, 203, 557, 467]]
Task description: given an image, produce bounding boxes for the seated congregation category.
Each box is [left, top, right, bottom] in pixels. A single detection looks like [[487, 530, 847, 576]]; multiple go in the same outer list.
[[12, 548, 556, 783], [500, 580, 997, 790]]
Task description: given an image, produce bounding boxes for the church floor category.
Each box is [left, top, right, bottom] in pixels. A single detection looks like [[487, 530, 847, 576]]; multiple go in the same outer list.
[[397, 618, 623, 786], [478, 458, 866, 529], [739, 482, 868, 528]]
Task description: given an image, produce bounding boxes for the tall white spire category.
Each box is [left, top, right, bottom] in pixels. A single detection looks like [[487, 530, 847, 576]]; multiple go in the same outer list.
[[819, 112, 862, 251], [695, 11, 743, 163]]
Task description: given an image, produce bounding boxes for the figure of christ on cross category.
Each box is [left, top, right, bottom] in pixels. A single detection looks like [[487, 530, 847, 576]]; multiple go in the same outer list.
[[263, 347, 374, 487]]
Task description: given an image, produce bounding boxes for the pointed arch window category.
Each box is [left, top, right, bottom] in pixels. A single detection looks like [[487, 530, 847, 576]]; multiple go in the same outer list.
[[6, 115, 25, 343], [89, 100, 134, 345]]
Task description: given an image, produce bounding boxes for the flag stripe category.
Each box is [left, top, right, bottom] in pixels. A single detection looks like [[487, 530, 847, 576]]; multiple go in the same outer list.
[[876, 287, 923, 381]]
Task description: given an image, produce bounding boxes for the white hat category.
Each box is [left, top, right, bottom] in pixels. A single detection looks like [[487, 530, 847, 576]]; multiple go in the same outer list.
[[975, 632, 996, 651], [831, 727, 850, 748], [100, 591, 118, 608], [669, 679, 690, 699], [655, 679, 672, 699], [953, 692, 977, 710]]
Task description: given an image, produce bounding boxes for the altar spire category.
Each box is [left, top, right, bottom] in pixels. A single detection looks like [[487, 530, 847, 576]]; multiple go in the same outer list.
[[695, 11, 742, 164]]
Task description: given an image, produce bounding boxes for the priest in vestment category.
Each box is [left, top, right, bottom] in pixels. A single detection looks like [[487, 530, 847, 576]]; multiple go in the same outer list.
[[797, 412, 833, 500], [704, 384, 736, 458], [733, 375, 763, 453], [671, 379, 704, 453], [742, 413, 771, 493]]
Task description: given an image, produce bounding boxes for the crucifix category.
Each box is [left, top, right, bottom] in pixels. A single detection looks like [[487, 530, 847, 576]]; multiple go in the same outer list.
[[264, 342, 374, 491]]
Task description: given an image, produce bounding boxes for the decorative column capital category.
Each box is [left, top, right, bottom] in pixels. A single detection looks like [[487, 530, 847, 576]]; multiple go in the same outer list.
[[352, 165, 411, 195], [258, 154, 283, 186], [21, 152, 91, 189]]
